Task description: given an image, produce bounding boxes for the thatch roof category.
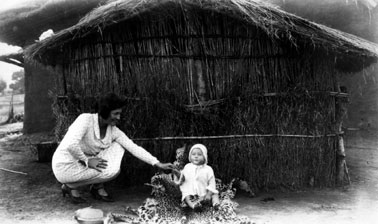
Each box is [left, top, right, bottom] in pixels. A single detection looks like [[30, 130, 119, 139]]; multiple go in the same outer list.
[[0, 52, 23, 67], [26, 0, 378, 65], [0, 0, 106, 47]]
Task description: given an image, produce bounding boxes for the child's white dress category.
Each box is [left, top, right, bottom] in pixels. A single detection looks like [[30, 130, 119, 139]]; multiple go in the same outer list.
[[179, 163, 219, 201]]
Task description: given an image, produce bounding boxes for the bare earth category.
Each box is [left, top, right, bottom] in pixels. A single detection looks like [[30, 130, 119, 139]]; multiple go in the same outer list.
[[0, 123, 377, 224]]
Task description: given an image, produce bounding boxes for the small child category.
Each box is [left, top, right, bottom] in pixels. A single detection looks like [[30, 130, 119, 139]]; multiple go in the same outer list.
[[172, 144, 220, 210]]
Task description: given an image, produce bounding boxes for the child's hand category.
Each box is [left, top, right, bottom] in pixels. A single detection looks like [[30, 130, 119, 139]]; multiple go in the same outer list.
[[198, 195, 212, 206], [204, 192, 212, 202]]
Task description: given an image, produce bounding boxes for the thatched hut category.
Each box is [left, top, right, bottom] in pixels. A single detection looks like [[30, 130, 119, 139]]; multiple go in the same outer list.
[[25, 0, 378, 191]]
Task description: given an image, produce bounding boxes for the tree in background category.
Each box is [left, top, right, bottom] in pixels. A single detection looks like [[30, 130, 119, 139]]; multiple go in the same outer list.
[[9, 70, 24, 94], [0, 79, 6, 95]]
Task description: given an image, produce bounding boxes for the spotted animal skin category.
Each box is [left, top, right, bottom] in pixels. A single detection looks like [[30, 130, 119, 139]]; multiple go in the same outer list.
[[106, 146, 252, 224]]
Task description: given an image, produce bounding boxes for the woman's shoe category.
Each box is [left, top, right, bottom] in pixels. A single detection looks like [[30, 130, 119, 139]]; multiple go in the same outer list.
[[90, 185, 114, 202], [61, 184, 86, 204]]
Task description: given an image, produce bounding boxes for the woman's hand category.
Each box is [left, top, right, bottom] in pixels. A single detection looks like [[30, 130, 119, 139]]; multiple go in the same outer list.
[[88, 158, 108, 172], [154, 162, 174, 170]]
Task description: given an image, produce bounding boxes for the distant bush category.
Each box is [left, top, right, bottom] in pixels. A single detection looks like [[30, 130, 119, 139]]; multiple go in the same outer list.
[[8, 113, 24, 123], [0, 94, 25, 123], [9, 70, 24, 94], [0, 79, 6, 94]]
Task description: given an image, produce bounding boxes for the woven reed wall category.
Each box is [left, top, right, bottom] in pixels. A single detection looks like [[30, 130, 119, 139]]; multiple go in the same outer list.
[[53, 8, 340, 190]]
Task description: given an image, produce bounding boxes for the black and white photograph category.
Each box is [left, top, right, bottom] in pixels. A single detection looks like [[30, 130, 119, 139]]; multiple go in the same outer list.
[[0, 0, 377, 223]]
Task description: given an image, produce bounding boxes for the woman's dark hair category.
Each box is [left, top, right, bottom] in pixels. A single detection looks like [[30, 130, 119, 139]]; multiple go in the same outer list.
[[98, 93, 125, 119]]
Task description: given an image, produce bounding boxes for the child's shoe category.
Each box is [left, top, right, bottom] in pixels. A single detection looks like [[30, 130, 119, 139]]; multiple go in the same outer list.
[[193, 202, 203, 212]]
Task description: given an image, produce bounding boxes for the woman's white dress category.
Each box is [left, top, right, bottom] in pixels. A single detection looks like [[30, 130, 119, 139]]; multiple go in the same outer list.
[[52, 113, 159, 187]]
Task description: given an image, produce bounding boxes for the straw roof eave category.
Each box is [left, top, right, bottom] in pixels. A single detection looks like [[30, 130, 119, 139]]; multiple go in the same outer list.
[[0, 52, 24, 67], [25, 0, 378, 65]]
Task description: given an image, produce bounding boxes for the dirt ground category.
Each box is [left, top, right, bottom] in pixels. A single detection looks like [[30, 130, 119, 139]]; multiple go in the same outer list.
[[0, 122, 378, 224]]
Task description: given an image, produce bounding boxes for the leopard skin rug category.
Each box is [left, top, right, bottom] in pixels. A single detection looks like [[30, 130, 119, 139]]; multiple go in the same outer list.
[[105, 146, 252, 224], [105, 173, 252, 224]]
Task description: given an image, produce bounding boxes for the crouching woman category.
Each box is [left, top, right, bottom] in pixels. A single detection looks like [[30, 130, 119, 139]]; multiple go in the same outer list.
[[52, 93, 173, 203]]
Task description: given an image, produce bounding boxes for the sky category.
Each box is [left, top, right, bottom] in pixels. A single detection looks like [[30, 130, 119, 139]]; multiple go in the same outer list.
[[0, 44, 23, 88], [0, 0, 56, 89], [0, 0, 51, 84], [0, 0, 41, 12], [0, 0, 36, 88]]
